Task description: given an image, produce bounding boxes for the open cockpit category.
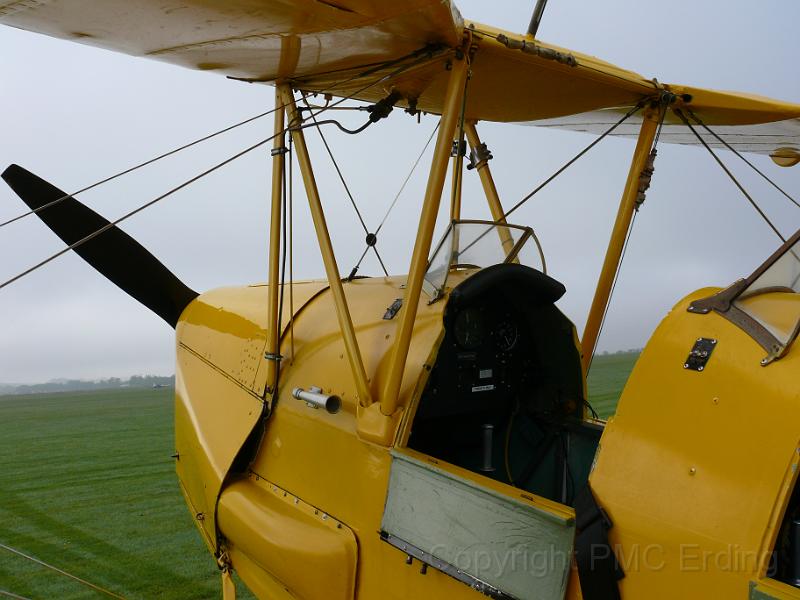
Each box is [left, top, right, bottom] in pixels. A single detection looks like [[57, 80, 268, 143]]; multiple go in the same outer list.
[[406, 221, 601, 508]]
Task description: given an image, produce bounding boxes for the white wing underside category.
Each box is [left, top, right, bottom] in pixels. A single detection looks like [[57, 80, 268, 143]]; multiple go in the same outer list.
[[530, 108, 800, 157]]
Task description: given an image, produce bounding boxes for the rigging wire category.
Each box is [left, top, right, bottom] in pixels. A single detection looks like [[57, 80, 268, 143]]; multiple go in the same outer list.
[[0, 590, 31, 600], [454, 101, 646, 265], [0, 51, 439, 292], [0, 44, 443, 230], [0, 129, 296, 292], [272, 136, 290, 403], [302, 100, 368, 232], [347, 120, 440, 277], [300, 94, 389, 276], [587, 98, 670, 373], [288, 134, 296, 363], [0, 134, 282, 292], [375, 122, 440, 236], [503, 101, 645, 220], [587, 210, 638, 374], [449, 61, 471, 219], [676, 109, 787, 244], [685, 109, 800, 211], [0, 542, 126, 599], [0, 106, 282, 229]]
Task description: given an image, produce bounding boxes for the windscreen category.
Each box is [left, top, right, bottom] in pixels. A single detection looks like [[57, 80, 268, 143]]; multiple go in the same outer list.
[[424, 221, 544, 297]]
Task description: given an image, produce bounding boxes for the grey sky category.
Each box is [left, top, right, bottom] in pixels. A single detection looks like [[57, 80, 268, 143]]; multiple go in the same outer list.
[[1, 1, 799, 383]]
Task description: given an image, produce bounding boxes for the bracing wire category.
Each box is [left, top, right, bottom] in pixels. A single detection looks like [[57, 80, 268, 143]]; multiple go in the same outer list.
[[374, 122, 440, 236], [0, 589, 32, 600], [0, 44, 444, 230], [455, 101, 646, 263], [300, 94, 389, 276], [347, 120, 440, 277], [685, 109, 800, 211], [503, 101, 645, 220], [0, 106, 282, 229], [288, 134, 295, 362], [301, 96, 369, 232], [449, 62, 471, 218], [676, 109, 787, 244], [0, 134, 282, 292], [587, 210, 638, 374], [0, 542, 125, 599], [587, 98, 670, 372], [272, 133, 289, 402], [0, 50, 441, 291]]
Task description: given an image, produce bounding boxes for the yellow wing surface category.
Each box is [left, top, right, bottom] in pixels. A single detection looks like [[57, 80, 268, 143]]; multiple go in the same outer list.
[[2, 1, 799, 156]]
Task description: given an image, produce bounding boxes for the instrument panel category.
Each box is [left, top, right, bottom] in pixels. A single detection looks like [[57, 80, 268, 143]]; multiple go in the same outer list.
[[453, 307, 520, 355]]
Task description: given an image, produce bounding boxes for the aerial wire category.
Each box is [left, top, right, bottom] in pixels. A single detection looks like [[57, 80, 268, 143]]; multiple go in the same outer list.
[[0, 49, 444, 291]]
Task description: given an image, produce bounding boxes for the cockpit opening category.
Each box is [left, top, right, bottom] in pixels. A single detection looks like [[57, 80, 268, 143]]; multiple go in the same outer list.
[[407, 262, 601, 508]]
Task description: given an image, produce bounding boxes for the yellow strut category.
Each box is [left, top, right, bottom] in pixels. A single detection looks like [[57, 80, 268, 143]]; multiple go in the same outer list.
[[380, 55, 470, 417], [264, 86, 286, 395], [279, 85, 374, 407], [464, 121, 515, 256], [581, 113, 659, 373], [449, 132, 465, 221]]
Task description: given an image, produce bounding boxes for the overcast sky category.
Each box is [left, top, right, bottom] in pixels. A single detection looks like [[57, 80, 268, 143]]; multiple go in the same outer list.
[[1, 0, 799, 384]]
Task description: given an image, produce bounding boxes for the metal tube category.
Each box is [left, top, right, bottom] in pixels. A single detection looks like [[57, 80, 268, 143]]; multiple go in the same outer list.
[[380, 55, 470, 417], [527, 0, 549, 39], [292, 387, 342, 414], [464, 121, 515, 256], [449, 144, 464, 221], [279, 85, 374, 407], [581, 113, 659, 373], [264, 86, 286, 394], [480, 424, 496, 472]]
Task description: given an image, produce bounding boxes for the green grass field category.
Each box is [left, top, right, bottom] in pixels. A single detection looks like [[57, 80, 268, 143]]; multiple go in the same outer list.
[[0, 388, 233, 599], [587, 351, 640, 419], [0, 354, 637, 599]]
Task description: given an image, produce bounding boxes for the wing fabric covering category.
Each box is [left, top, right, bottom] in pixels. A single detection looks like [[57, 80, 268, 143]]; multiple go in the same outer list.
[[1, 2, 799, 154], [0, 0, 462, 84], [530, 101, 800, 157], [1, 165, 198, 327]]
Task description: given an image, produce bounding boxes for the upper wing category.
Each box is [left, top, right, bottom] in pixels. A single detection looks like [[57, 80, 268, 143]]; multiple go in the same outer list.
[[2, 1, 798, 158], [0, 0, 462, 81], [530, 85, 800, 159]]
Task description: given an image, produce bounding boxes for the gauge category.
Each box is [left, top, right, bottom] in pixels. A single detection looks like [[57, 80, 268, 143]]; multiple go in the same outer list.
[[495, 319, 518, 352], [454, 307, 486, 350]]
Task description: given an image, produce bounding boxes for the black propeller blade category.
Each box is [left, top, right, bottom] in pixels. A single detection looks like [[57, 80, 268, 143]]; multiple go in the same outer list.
[[2, 164, 198, 327]]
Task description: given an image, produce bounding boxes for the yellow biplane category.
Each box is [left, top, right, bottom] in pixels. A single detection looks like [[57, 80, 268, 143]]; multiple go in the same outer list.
[[1, 1, 800, 599]]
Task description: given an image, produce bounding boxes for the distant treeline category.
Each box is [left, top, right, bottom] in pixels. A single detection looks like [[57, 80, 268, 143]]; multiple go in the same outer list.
[[0, 375, 175, 396]]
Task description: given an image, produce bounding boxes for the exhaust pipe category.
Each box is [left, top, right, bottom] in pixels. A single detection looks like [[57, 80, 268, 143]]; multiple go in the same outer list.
[[292, 387, 341, 414]]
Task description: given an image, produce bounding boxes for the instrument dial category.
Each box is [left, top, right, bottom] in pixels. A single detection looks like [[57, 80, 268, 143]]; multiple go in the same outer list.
[[495, 319, 518, 352], [454, 308, 486, 350]]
